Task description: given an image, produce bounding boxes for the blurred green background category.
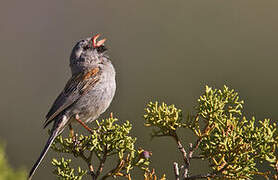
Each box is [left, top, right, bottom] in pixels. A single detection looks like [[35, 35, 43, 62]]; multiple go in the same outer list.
[[0, 0, 278, 179]]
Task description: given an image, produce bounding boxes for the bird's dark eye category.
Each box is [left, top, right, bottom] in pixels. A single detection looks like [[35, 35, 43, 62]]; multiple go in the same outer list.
[[83, 45, 90, 50]]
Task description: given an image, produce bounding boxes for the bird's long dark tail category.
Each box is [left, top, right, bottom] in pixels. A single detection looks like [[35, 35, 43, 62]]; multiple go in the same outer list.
[[28, 130, 58, 180]]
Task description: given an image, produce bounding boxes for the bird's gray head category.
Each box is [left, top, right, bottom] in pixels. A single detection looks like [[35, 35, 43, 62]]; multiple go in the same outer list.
[[70, 34, 109, 75]]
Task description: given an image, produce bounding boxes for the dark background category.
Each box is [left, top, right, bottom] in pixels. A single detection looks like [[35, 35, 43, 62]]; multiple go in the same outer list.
[[0, 0, 278, 179]]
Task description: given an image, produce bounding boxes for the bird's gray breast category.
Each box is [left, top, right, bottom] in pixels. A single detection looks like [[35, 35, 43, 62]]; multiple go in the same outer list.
[[70, 63, 116, 123]]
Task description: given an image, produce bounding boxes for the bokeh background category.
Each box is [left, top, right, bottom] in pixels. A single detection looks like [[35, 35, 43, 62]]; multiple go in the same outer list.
[[1, 0, 278, 179]]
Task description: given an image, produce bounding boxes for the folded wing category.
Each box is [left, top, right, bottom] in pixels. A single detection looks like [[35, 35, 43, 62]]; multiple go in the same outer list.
[[44, 67, 100, 128]]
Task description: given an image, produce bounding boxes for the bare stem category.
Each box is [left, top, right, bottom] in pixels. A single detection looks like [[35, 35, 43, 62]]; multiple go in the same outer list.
[[170, 117, 205, 179], [100, 159, 123, 180], [172, 133, 188, 165], [79, 152, 97, 180], [172, 132, 190, 177], [95, 147, 108, 177], [173, 162, 180, 180], [191, 155, 204, 159]]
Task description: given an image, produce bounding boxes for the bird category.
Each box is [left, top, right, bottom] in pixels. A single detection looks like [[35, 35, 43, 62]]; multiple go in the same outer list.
[[28, 34, 116, 180]]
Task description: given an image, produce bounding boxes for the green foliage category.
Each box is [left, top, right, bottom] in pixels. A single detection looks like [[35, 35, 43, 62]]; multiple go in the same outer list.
[[0, 142, 27, 180], [51, 85, 278, 179], [51, 116, 152, 179], [144, 102, 183, 136], [144, 85, 278, 179], [197, 85, 244, 121], [52, 158, 86, 180], [92, 118, 136, 162], [196, 86, 277, 179]]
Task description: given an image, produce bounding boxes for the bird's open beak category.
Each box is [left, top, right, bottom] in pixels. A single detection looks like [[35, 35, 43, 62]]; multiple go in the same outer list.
[[92, 34, 106, 48]]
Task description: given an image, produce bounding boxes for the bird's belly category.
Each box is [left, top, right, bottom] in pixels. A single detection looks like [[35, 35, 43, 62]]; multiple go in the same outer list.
[[70, 78, 116, 123]]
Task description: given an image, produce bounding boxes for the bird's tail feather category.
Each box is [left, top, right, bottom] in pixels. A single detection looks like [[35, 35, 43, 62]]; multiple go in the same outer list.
[[28, 131, 58, 180]]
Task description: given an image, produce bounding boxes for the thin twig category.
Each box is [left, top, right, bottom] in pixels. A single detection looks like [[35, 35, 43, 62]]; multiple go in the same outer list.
[[79, 152, 97, 180], [89, 164, 96, 180], [96, 147, 108, 177], [191, 155, 204, 159], [87, 151, 96, 180], [100, 159, 123, 180], [191, 137, 202, 153], [170, 117, 205, 179], [173, 162, 180, 180], [172, 133, 188, 166]]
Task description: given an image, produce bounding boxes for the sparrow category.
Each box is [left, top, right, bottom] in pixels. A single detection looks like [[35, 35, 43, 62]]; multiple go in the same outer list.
[[28, 34, 116, 180]]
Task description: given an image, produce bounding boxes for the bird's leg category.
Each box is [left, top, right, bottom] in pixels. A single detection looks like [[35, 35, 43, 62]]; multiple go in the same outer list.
[[75, 114, 94, 134], [69, 123, 76, 142], [69, 123, 74, 137]]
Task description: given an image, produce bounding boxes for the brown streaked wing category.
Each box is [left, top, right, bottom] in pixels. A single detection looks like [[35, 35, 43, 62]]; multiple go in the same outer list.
[[43, 67, 100, 128]]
